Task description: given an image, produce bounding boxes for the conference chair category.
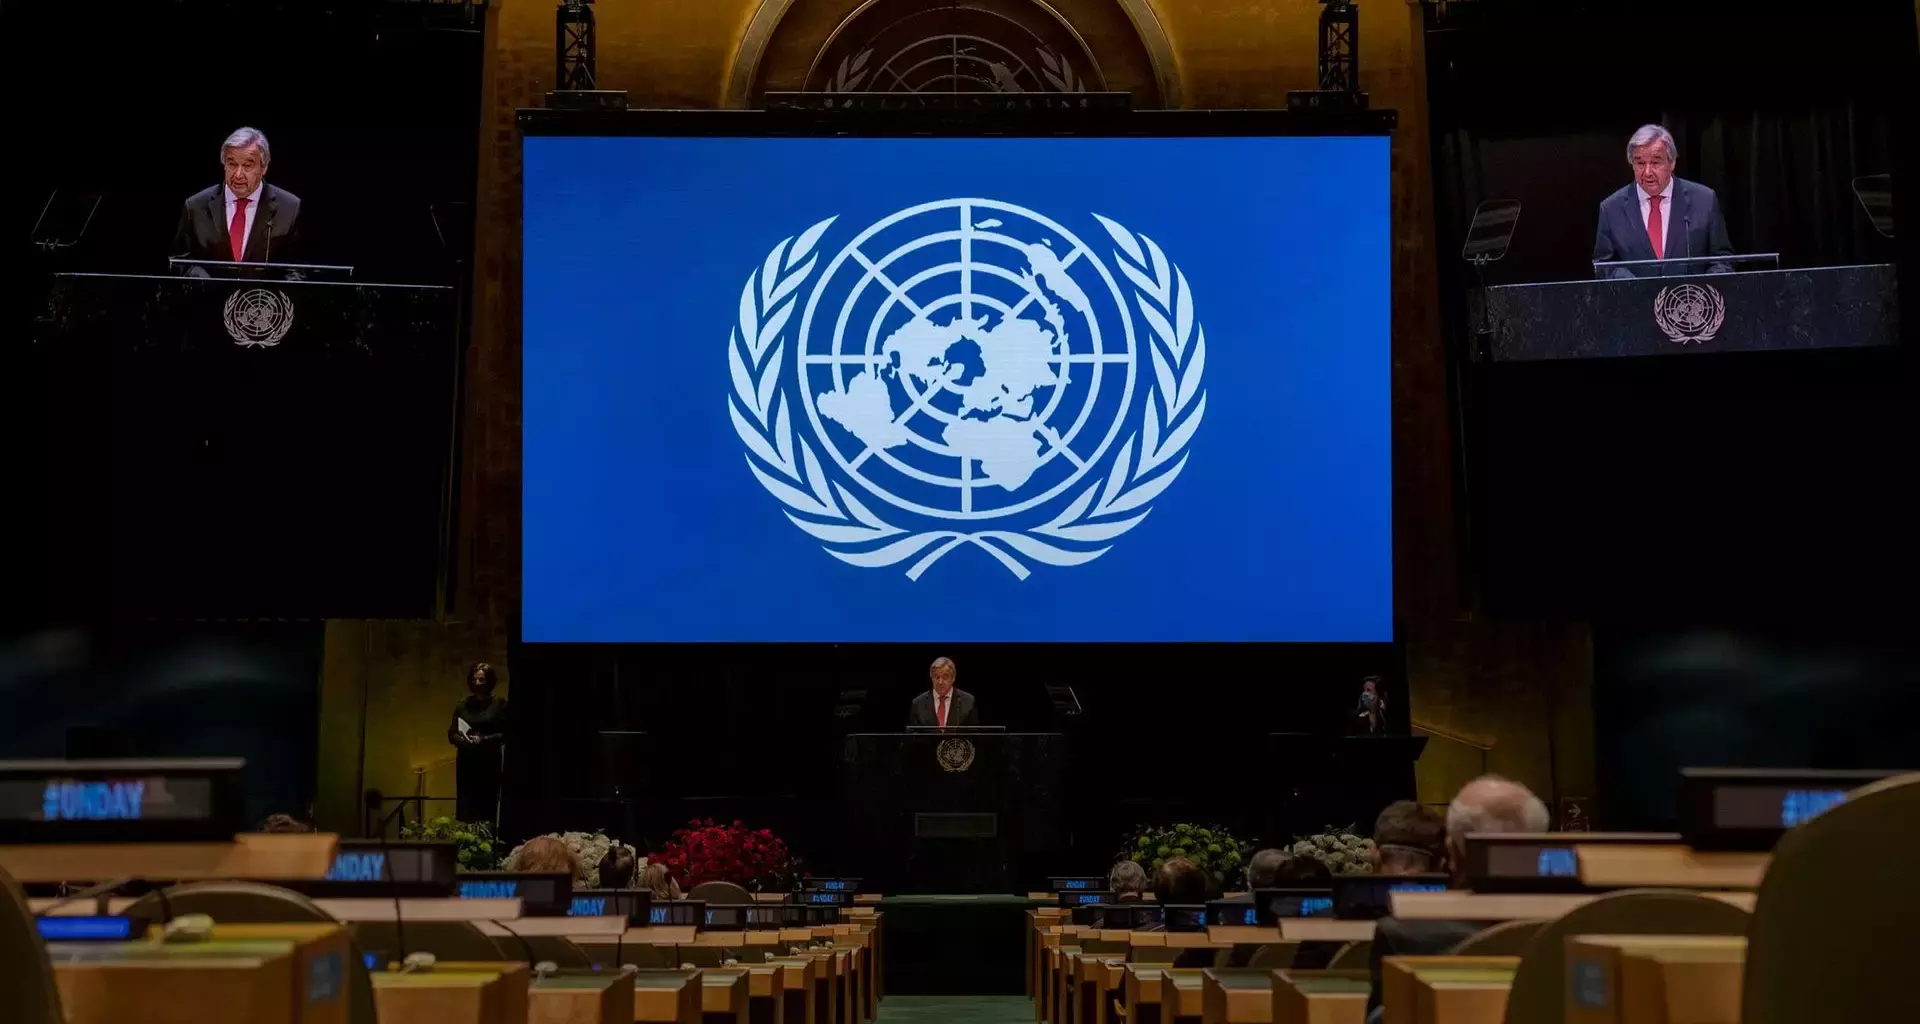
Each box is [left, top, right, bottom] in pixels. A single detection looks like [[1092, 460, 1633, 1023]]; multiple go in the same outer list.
[[1742, 772, 1920, 1024], [351, 919, 509, 964], [124, 881, 375, 1024], [688, 881, 754, 906], [1448, 918, 1545, 956], [1500, 889, 1751, 1024], [1325, 940, 1371, 970], [0, 864, 64, 1024], [1243, 942, 1300, 969]]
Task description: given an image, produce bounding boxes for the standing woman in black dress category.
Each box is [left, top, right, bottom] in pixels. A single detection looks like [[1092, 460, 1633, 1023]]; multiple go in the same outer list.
[[449, 661, 508, 826]]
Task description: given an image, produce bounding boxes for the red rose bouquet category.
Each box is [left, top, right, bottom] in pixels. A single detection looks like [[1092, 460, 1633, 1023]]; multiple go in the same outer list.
[[652, 819, 800, 891]]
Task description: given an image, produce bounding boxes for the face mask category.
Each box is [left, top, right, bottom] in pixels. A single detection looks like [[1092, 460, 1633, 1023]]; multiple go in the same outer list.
[[1359, 692, 1377, 711]]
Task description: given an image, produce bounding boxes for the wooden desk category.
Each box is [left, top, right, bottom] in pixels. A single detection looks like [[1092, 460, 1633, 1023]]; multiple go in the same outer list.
[[1379, 958, 1517, 1024], [800, 948, 842, 1024], [767, 956, 819, 1024], [314, 897, 523, 922], [1031, 909, 1067, 1001], [700, 968, 751, 1024], [370, 970, 511, 1024], [1125, 966, 1207, 1022], [1208, 927, 1282, 946], [531, 971, 637, 1024], [1271, 970, 1370, 1024], [0, 832, 338, 882], [1564, 936, 1746, 1024], [1389, 891, 1756, 922], [1575, 845, 1769, 890], [474, 917, 627, 938], [54, 945, 300, 1024], [1277, 920, 1376, 944], [421, 963, 531, 1023], [630, 969, 701, 1024], [1203, 968, 1275, 1024]]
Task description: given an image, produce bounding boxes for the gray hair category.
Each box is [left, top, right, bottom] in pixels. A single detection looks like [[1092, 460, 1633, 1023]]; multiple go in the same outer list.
[[1626, 124, 1676, 164], [221, 126, 271, 167], [1446, 774, 1551, 839], [1108, 859, 1148, 896], [930, 656, 955, 674]]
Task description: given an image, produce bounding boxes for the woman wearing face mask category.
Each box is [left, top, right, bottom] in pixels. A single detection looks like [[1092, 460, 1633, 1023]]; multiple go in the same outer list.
[[1346, 676, 1387, 736], [449, 661, 509, 825]]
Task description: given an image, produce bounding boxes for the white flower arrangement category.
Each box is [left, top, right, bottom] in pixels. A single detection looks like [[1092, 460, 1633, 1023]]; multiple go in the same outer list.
[[1290, 828, 1378, 875], [502, 831, 639, 888]]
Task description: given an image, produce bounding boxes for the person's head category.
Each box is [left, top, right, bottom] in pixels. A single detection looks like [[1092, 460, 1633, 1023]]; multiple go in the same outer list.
[[1274, 855, 1333, 886], [1369, 800, 1447, 875], [1444, 774, 1551, 886], [1359, 677, 1383, 713], [1245, 848, 1291, 890], [598, 845, 637, 889], [1151, 856, 1210, 905], [258, 813, 312, 834], [642, 861, 683, 901], [467, 661, 497, 697], [221, 127, 271, 199], [514, 836, 582, 884], [929, 657, 956, 697], [1108, 859, 1148, 900], [1627, 124, 1677, 197]]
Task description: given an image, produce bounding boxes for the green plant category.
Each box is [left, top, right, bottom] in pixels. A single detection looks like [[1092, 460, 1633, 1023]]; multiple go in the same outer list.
[[1120, 823, 1252, 892], [398, 816, 500, 871], [1290, 825, 1377, 875]]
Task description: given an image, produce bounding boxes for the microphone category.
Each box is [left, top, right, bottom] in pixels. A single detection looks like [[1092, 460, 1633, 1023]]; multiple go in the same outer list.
[[1683, 211, 1691, 276], [264, 202, 273, 264]]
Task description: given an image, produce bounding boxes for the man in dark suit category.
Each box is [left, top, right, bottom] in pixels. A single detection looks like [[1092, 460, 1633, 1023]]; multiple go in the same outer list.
[[1592, 124, 1733, 279], [171, 126, 302, 266], [906, 656, 979, 728], [1365, 776, 1551, 1022]]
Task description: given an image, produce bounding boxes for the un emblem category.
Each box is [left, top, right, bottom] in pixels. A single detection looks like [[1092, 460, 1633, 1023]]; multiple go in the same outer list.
[[1653, 283, 1725, 344], [727, 199, 1207, 579], [936, 737, 976, 773], [222, 288, 295, 348]]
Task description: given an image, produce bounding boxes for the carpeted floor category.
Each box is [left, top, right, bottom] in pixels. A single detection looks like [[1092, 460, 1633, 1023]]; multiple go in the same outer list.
[[874, 996, 1033, 1022]]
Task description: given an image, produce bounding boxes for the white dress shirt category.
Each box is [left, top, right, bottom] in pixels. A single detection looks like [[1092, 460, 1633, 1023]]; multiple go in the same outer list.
[[223, 184, 264, 258], [1637, 181, 1673, 256]]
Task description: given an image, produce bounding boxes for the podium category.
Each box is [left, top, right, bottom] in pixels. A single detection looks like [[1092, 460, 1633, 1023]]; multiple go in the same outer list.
[[43, 271, 457, 618], [1484, 263, 1897, 361], [839, 732, 1066, 893]]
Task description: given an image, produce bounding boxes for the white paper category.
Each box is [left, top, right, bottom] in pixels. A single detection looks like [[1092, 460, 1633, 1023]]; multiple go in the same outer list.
[[456, 717, 473, 739]]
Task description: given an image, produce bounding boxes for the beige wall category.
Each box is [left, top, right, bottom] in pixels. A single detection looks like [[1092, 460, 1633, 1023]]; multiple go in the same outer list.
[[314, 0, 1593, 832]]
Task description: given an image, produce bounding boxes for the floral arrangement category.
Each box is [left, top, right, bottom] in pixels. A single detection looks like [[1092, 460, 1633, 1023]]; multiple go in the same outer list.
[[651, 819, 799, 892], [1290, 826, 1377, 875], [1122, 823, 1251, 891], [503, 831, 633, 888], [398, 816, 500, 871]]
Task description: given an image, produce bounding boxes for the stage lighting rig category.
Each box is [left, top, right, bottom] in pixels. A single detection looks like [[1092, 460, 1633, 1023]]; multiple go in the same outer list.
[[548, 1, 626, 109], [1288, 1, 1369, 111]]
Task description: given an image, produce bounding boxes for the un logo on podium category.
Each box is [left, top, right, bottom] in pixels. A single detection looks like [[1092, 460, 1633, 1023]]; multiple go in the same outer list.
[[936, 737, 976, 773], [223, 288, 295, 348], [727, 199, 1209, 580]]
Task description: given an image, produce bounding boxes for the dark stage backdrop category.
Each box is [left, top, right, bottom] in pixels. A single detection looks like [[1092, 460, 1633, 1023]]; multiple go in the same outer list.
[[0, 624, 324, 825], [501, 641, 1405, 881]]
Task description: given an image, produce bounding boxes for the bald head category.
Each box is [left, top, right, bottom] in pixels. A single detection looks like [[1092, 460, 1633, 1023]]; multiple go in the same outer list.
[[1443, 775, 1550, 883]]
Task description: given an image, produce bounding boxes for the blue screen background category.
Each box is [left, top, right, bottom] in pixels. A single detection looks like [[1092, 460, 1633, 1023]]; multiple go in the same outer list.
[[523, 135, 1390, 642]]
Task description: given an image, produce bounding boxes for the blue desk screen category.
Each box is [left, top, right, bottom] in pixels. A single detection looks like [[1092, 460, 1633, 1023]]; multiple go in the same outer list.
[[523, 134, 1391, 642]]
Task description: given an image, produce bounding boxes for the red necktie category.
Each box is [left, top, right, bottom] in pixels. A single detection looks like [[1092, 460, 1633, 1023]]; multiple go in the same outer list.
[[937, 694, 948, 728], [229, 196, 250, 261], [1646, 192, 1664, 259]]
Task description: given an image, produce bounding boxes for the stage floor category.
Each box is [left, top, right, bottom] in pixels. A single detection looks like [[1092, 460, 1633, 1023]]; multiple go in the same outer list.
[[876, 996, 1030, 1022], [880, 894, 1035, 995]]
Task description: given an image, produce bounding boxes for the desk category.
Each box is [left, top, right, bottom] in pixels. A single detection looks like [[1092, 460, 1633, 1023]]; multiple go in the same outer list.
[[315, 898, 524, 922], [1271, 970, 1369, 1024], [1126, 966, 1206, 1023], [1277, 921, 1376, 944], [52, 943, 300, 1024], [1389, 891, 1756, 922], [1564, 936, 1746, 1024], [767, 956, 819, 1024], [474, 917, 626, 938], [1203, 968, 1274, 1024], [630, 969, 701, 1023], [701, 968, 751, 1023], [370, 970, 512, 1024], [531, 971, 636, 1024], [1574, 845, 1769, 890], [1379, 958, 1517, 1024], [1, 833, 339, 882]]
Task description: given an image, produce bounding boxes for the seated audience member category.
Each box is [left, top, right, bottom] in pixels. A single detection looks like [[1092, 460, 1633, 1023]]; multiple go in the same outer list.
[[1115, 857, 1216, 982], [1245, 847, 1291, 892], [1369, 800, 1447, 875], [258, 813, 313, 833], [513, 835, 584, 885], [1366, 776, 1550, 1021], [598, 845, 637, 889], [1109, 859, 1148, 901], [1276, 854, 1334, 886], [643, 861, 684, 901]]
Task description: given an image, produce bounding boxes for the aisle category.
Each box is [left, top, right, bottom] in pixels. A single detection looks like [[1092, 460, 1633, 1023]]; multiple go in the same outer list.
[[874, 996, 1032, 1023]]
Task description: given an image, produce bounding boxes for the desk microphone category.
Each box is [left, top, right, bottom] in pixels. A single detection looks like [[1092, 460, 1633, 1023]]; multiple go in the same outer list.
[[264, 204, 273, 264]]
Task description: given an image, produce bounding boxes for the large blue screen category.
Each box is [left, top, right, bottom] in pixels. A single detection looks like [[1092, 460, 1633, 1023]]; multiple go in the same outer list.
[[523, 134, 1390, 642]]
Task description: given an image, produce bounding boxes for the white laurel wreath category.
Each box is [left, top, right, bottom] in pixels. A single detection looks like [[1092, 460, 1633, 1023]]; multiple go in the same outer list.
[[1653, 284, 1725, 344], [727, 211, 1206, 580], [223, 288, 294, 348]]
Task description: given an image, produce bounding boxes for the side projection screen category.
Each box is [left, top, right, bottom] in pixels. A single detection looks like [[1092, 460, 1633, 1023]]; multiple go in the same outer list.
[[522, 130, 1390, 642]]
